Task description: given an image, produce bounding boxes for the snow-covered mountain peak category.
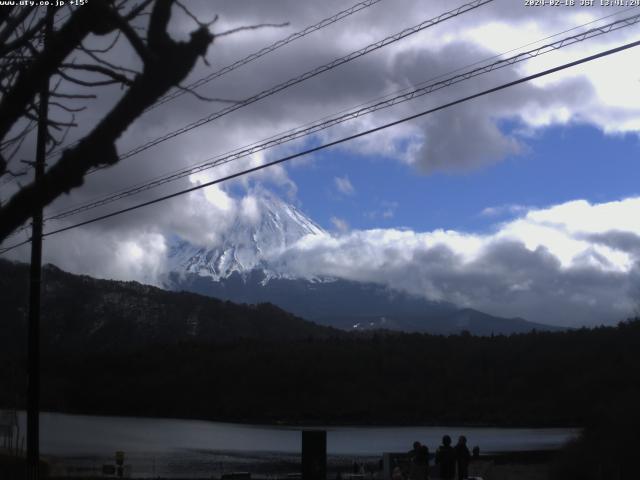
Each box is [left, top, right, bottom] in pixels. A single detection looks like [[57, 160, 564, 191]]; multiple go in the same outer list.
[[167, 192, 325, 281]]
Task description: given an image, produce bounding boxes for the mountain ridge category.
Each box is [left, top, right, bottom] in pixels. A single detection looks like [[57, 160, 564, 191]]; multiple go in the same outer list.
[[165, 191, 563, 335], [0, 259, 341, 354], [171, 269, 564, 335]]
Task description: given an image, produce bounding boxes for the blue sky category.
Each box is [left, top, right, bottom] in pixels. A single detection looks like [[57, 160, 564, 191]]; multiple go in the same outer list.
[[6, 0, 640, 326], [286, 122, 640, 234]]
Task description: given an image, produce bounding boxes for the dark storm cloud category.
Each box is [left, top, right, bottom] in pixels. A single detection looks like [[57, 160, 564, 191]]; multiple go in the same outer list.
[[275, 224, 638, 327], [16, 0, 620, 215], [3, 0, 640, 327], [584, 231, 640, 254]]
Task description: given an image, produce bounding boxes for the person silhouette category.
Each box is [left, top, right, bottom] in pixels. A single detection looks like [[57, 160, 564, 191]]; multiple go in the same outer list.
[[454, 436, 471, 480], [420, 443, 430, 480], [435, 435, 455, 480], [408, 441, 429, 480]]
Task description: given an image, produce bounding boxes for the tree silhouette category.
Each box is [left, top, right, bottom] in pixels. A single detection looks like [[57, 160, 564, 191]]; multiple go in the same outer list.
[[0, 0, 216, 243]]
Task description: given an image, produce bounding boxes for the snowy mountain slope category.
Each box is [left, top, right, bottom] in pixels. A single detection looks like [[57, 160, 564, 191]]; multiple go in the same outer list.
[[164, 191, 563, 335], [167, 191, 325, 281]]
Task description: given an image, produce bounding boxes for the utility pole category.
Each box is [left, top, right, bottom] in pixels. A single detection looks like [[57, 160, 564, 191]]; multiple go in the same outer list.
[[27, 8, 53, 480]]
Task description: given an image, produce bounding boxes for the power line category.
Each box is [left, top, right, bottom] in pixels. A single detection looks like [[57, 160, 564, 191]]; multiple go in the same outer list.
[[26, 0, 492, 214], [43, 0, 385, 160], [105, 0, 495, 165], [32, 1, 631, 188], [148, 0, 384, 112], [2, 36, 639, 255], [1, 236, 30, 254], [6, 6, 638, 239], [37, 11, 640, 225], [387, 5, 640, 104]]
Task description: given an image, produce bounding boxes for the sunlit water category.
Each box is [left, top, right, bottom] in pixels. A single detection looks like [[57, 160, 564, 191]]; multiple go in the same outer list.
[[6, 411, 578, 478]]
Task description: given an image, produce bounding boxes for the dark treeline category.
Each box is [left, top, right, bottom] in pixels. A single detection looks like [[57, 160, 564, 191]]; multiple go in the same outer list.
[[550, 397, 640, 480], [2, 320, 640, 427], [0, 260, 341, 354]]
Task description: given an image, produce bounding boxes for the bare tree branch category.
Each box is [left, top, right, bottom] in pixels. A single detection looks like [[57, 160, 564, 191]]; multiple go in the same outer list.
[[82, 30, 122, 54], [175, 1, 218, 28], [0, 0, 215, 242], [0, 1, 119, 151], [216, 22, 289, 38], [49, 102, 87, 113], [124, 0, 155, 20], [0, 7, 35, 47], [78, 43, 141, 75], [3, 126, 31, 165], [0, 6, 16, 28], [0, 10, 49, 57], [50, 92, 98, 100], [111, 13, 151, 63], [0, 120, 36, 149], [46, 116, 75, 153], [56, 69, 124, 88], [59, 63, 135, 86]]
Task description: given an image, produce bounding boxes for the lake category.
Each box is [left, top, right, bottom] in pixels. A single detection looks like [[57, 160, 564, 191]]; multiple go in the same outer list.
[[9, 411, 579, 478]]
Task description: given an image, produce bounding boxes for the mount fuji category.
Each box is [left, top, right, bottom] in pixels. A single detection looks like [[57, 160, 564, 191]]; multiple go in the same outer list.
[[167, 192, 324, 282], [165, 191, 561, 335]]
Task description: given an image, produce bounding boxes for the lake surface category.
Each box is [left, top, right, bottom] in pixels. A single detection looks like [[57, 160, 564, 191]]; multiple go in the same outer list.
[[9, 411, 579, 478]]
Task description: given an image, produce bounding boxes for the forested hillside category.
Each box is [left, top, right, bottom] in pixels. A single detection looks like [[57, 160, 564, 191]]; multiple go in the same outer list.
[[0, 259, 340, 354], [2, 317, 639, 426]]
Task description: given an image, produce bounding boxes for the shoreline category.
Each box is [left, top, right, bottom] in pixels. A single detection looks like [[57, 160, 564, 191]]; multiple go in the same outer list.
[[1, 406, 582, 430], [3, 450, 559, 480]]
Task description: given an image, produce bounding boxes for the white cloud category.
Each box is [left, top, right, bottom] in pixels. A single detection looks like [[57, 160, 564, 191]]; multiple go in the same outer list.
[[276, 196, 640, 327], [240, 195, 262, 223], [4, 1, 640, 330], [3, 1, 636, 215], [8, 190, 640, 328], [481, 204, 529, 217], [365, 201, 399, 220], [334, 175, 355, 195], [330, 216, 350, 233], [39, 229, 169, 287], [17, 0, 639, 207]]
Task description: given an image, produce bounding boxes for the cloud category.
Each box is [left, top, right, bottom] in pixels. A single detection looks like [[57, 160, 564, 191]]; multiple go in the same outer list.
[[365, 200, 399, 220], [41, 228, 169, 287], [4, 1, 640, 329], [584, 231, 640, 255], [481, 204, 529, 217], [275, 197, 640, 327], [5, 186, 291, 284], [8, 0, 633, 206], [2, 1, 635, 217], [330, 216, 350, 233], [334, 175, 355, 195], [8, 187, 640, 328], [413, 102, 524, 173]]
